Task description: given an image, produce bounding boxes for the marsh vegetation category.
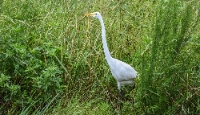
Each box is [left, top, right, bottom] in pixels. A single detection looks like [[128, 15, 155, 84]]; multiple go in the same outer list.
[[0, 0, 199, 114]]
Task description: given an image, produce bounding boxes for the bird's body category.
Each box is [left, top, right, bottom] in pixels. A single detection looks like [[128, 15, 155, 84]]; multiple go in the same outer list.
[[86, 12, 137, 112], [107, 57, 137, 89]]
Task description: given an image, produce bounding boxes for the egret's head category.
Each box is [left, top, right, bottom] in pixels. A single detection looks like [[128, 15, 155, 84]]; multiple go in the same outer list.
[[85, 12, 101, 19]]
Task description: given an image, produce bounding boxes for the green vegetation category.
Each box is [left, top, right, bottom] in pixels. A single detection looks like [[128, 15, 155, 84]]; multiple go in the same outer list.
[[0, 0, 199, 114]]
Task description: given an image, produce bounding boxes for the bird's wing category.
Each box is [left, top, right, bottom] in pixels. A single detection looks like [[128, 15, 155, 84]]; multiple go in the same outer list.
[[109, 58, 137, 81]]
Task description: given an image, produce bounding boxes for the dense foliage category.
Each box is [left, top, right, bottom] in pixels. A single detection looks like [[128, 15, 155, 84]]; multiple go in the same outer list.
[[0, 1, 66, 114], [135, 1, 200, 114], [0, 0, 199, 114]]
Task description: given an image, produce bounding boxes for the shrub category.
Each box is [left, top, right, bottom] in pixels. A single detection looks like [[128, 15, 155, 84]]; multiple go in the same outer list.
[[0, 0, 65, 114], [135, 0, 200, 114]]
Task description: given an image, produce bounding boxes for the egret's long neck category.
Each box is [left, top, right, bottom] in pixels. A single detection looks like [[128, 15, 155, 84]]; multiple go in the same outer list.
[[98, 16, 112, 60]]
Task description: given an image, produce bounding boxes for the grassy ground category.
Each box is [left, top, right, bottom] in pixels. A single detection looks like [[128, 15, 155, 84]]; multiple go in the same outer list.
[[0, 0, 200, 114]]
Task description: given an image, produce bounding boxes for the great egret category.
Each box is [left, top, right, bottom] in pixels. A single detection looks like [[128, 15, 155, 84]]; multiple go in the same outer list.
[[86, 12, 137, 111]]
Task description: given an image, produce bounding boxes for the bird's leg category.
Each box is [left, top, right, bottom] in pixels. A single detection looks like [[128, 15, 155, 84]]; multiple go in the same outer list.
[[117, 82, 122, 114], [118, 89, 122, 111]]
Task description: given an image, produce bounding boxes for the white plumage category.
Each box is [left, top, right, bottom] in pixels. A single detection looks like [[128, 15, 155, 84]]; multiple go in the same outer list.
[[109, 58, 137, 87]]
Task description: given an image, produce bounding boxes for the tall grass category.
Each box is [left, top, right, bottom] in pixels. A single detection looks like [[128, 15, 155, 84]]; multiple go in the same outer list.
[[136, 0, 200, 114], [0, 0, 199, 114]]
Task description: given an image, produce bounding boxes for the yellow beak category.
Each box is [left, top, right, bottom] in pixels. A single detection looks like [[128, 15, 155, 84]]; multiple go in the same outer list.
[[85, 12, 95, 17]]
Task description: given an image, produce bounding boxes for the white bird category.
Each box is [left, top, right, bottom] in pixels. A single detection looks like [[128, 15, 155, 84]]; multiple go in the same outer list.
[[86, 12, 137, 111]]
